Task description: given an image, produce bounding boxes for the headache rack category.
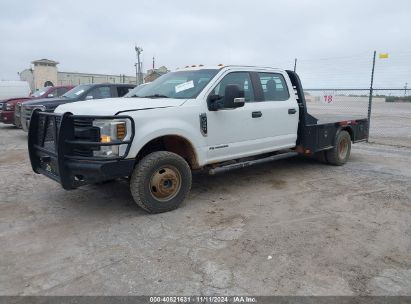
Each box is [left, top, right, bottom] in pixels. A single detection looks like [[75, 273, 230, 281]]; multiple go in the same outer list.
[[28, 110, 135, 189]]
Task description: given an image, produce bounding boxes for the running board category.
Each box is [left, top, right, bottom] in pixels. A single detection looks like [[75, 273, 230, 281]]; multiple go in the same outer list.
[[208, 152, 298, 175]]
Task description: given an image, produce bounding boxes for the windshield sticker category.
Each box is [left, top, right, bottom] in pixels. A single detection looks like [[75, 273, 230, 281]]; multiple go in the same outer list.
[[175, 80, 194, 93], [75, 90, 84, 96]]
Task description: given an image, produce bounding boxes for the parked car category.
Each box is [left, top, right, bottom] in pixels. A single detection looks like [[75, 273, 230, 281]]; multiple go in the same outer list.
[[20, 83, 135, 131], [28, 66, 368, 213], [1, 85, 73, 126], [0, 81, 30, 100]]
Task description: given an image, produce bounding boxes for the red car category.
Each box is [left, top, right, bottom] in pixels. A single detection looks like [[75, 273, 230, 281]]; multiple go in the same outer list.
[[0, 85, 73, 126]]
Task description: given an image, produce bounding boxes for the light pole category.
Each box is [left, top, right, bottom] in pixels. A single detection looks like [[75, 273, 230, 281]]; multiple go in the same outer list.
[[134, 63, 138, 85], [405, 82, 408, 97], [135, 46, 143, 85]]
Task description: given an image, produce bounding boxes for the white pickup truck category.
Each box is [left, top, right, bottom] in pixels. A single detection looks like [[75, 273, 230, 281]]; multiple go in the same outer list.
[[28, 66, 368, 213]]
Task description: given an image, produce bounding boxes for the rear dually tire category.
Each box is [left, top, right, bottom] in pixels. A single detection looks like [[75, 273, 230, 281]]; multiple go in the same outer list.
[[326, 130, 351, 166]]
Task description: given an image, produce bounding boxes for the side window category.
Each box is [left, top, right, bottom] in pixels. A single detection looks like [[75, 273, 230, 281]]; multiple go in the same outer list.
[[258, 73, 289, 101], [56, 87, 69, 97], [213, 72, 254, 102], [117, 86, 132, 97], [87, 86, 112, 99]]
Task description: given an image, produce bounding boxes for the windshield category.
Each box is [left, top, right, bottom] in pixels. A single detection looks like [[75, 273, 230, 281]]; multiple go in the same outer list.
[[62, 84, 92, 98], [31, 86, 51, 97], [124, 83, 150, 97], [133, 69, 219, 99]]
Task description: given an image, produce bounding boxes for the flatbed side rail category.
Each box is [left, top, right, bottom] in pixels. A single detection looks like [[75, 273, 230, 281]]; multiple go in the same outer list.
[[28, 110, 135, 189]]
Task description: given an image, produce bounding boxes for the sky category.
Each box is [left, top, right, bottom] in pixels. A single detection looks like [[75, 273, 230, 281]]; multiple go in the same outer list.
[[0, 0, 410, 88]]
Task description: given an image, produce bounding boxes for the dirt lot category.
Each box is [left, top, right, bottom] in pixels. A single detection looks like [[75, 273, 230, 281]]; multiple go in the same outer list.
[[0, 103, 410, 296]]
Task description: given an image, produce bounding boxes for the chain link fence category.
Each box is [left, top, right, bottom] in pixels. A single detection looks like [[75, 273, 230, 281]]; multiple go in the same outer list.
[[285, 51, 411, 148], [303, 89, 411, 147]]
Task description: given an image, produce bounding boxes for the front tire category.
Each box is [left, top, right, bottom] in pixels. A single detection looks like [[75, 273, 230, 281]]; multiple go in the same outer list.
[[326, 130, 351, 166], [130, 151, 192, 213]]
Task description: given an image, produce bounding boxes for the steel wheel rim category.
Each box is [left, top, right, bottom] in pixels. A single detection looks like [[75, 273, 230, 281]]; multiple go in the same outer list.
[[149, 165, 182, 202], [338, 137, 349, 159]]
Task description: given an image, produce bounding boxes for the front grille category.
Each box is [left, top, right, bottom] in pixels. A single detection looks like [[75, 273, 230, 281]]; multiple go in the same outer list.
[[72, 117, 99, 157], [73, 118, 93, 128], [24, 107, 33, 119]]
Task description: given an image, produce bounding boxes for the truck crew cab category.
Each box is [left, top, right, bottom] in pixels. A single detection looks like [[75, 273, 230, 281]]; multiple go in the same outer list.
[[28, 66, 368, 213]]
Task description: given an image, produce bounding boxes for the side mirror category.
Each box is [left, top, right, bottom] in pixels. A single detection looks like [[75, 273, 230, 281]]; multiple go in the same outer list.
[[85, 95, 94, 100], [223, 84, 245, 109], [47, 94, 54, 98], [206, 94, 221, 111]]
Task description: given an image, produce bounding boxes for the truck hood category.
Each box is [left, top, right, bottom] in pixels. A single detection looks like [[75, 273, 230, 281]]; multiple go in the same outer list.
[[23, 97, 72, 108], [54, 97, 186, 115], [2, 97, 32, 105]]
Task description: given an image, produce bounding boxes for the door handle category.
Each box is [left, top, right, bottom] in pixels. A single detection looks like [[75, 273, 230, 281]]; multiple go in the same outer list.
[[252, 111, 262, 118], [288, 108, 297, 114]]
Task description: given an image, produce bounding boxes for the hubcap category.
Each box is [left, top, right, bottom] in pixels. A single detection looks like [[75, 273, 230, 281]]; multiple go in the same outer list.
[[149, 166, 181, 202], [338, 137, 349, 159]]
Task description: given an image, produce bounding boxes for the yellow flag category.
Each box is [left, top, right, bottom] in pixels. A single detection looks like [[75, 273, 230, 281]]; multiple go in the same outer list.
[[379, 53, 389, 59]]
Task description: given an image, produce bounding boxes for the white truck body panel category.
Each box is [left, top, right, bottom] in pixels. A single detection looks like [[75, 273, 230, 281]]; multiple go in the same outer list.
[[54, 66, 300, 167], [55, 97, 185, 115]]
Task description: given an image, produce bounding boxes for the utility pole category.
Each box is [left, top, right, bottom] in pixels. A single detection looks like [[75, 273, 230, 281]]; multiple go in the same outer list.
[[135, 45, 143, 85], [367, 51, 376, 142], [405, 82, 408, 96], [293, 58, 297, 72]]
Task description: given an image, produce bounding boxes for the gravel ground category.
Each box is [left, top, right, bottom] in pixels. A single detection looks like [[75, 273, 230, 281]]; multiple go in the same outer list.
[[0, 103, 410, 296]]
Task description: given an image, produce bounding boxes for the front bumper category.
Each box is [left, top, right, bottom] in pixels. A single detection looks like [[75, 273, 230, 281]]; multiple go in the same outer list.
[[28, 110, 135, 189], [42, 158, 135, 189], [0, 110, 14, 124]]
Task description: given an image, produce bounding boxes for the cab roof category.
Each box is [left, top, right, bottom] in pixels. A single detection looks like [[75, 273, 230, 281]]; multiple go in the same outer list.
[[175, 65, 284, 72]]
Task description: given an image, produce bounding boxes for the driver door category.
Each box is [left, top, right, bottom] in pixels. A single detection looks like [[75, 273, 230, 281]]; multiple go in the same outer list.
[[206, 71, 262, 162]]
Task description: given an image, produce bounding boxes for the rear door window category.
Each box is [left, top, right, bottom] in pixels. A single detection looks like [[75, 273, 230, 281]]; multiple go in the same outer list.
[[86, 86, 112, 99], [258, 73, 289, 101]]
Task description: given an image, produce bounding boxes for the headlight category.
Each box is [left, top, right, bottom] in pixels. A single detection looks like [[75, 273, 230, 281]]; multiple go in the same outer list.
[[92, 119, 130, 157], [6, 103, 15, 111], [33, 105, 46, 111], [26, 105, 46, 112]]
